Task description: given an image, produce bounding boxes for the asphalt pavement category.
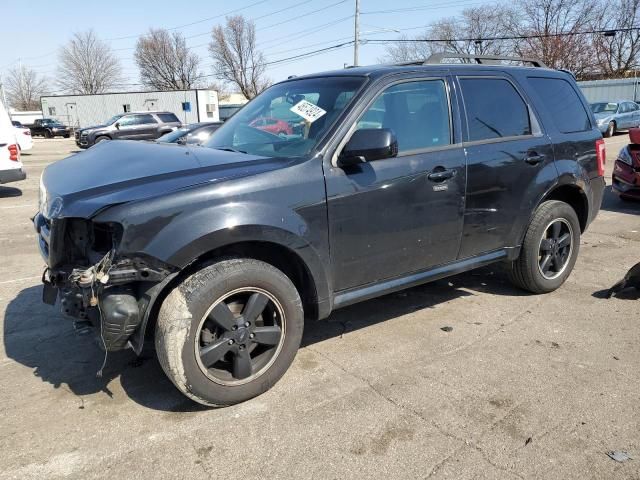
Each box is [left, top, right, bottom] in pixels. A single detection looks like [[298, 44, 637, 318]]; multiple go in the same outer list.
[[0, 136, 638, 479]]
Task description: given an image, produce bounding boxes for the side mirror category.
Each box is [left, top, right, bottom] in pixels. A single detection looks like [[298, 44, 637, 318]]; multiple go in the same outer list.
[[115, 122, 120, 130], [338, 128, 398, 168]]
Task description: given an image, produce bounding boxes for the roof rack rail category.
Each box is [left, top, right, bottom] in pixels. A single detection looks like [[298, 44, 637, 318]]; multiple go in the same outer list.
[[395, 52, 548, 68]]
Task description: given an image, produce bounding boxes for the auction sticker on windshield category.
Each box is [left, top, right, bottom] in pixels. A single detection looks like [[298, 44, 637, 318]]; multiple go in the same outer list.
[[290, 100, 326, 123]]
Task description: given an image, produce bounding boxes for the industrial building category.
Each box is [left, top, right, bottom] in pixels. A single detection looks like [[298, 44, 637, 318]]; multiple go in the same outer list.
[[39, 89, 220, 128], [578, 78, 640, 103]]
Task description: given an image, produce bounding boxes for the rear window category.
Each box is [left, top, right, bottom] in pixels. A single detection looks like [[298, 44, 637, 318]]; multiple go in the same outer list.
[[157, 113, 180, 123], [460, 78, 531, 142], [527, 77, 591, 133]]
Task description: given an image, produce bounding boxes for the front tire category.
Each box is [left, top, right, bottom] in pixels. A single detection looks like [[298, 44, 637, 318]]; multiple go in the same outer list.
[[605, 121, 616, 137], [155, 258, 304, 407], [44, 130, 52, 139], [94, 136, 111, 144], [508, 200, 581, 293]]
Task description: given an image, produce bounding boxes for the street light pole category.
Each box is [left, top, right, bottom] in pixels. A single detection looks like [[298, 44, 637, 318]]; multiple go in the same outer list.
[[354, 0, 360, 67]]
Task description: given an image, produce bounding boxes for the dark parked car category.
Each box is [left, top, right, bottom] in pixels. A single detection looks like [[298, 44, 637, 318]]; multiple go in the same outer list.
[[612, 127, 640, 201], [156, 122, 222, 146], [30, 118, 71, 138], [75, 111, 181, 148], [34, 53, 605, 407]]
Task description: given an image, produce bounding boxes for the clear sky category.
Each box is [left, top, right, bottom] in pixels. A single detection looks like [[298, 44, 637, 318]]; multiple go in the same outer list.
[[1, 0, 488, 93]]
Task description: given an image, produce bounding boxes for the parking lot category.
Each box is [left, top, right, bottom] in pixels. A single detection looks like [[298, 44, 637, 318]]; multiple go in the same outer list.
[[0, 136, 639, 479]]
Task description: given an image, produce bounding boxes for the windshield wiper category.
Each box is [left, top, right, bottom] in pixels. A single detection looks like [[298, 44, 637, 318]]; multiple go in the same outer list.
[[210, 146, 248, 154]]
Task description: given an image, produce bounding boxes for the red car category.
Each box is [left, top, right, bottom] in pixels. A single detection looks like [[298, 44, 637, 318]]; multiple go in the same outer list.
[[612, 127, 640, 201], [249, 117, 292, 136]]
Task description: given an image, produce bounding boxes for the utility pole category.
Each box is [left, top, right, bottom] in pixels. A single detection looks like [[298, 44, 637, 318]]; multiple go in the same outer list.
[[354, 0, 360, 67]]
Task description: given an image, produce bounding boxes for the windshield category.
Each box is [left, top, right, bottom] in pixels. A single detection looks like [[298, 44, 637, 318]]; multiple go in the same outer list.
[[591, 102, 618, 113], [205, 76, 366, 157], [105, 114, 123, 125], [157, 127, 188, 143]]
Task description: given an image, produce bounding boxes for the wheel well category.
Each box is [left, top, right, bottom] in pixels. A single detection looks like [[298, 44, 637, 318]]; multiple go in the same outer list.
[[542, 185, 588, 232], [143, 241, 319, 341]]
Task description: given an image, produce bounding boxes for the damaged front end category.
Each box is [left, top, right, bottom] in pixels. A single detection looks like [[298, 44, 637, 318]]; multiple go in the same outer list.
[[34, 213, 176, 352]]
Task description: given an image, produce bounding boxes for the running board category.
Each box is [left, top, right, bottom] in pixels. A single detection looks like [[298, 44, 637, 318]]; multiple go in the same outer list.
[[332, 249, 508, 309]]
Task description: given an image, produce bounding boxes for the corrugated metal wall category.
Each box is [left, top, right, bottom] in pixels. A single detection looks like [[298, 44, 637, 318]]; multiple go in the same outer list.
[[578, 78, 640, 103], [39, 89, 219, 128]]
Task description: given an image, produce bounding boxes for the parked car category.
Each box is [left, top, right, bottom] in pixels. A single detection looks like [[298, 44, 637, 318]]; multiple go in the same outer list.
[[0, 102, 26, 184], [249, 116, 293, 136], [219, 104, 243, 121], [612, 126, 640, 201], [30, 118, 71, 138], [13, 124, 33, 151], [156, 122, 222, 146], [590, 100, 640, 137], [12, 120, 26, 128], [75, 111, 182, 148], [34, 53, 605, 407]]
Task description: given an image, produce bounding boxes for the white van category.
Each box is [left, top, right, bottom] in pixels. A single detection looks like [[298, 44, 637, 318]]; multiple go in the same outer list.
[[0, 100, 26, 184]]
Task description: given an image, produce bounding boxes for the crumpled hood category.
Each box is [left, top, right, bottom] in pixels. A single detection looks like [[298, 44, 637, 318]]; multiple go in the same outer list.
[[41, 140, 289, 218]]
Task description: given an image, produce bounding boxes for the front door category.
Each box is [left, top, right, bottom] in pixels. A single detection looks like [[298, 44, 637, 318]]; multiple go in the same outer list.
[[325, 78, 466, 292]]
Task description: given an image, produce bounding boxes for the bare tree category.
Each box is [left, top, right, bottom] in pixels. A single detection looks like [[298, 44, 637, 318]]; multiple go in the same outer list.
[[592, 0, 640, 76], [209, 15, 270, 99], [380, 5, 515, 63], [135, 29, 202, 90], [57, 30, 123, 94], [507, 0, 600, 77], [5, 65, 48, 110]]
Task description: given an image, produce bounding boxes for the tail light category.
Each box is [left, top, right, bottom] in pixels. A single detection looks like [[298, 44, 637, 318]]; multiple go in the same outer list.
[[8, 144, 19, 162], [596, 138, 605, 177]]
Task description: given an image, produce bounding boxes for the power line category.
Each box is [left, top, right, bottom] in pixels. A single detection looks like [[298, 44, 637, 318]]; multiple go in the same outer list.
[[364, 26, 640, 44], [361, 1, 483, 15]]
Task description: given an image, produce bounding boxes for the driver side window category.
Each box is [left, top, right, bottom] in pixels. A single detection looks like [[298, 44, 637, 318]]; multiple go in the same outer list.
[[355, 80, 451, 153]]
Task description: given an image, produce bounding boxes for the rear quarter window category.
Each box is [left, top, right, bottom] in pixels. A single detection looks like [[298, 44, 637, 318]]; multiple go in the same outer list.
[[157, 113, 180, 123], [527, 77, 591, 133]]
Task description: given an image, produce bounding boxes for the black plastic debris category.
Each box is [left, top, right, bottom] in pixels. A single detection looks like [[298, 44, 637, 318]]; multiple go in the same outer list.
[[440, 326, 453, 332], [525, 437, 532, 446]]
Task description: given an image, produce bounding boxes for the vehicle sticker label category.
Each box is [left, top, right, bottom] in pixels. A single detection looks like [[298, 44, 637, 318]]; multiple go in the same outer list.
[[290, 100, 326, 123]]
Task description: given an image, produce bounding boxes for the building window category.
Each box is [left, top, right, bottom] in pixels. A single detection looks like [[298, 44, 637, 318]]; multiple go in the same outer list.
[[48, 107, 56, 115], [182, 102, 191, 112], [123, 104, 131, 113], [206, 103, 217, 118]]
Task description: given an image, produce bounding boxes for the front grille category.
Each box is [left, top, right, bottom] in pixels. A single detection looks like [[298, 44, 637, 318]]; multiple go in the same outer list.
[[74, 131, 80, 140]]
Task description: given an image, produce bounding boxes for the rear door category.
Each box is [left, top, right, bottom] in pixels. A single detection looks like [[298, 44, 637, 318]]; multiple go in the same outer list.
[[455, 74, 555, 258]]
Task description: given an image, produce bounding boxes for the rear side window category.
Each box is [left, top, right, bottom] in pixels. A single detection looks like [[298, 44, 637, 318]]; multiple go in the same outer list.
[[157, 113, 180, 123], [460, 78, 531, 141], [527, 77, 590, 133]]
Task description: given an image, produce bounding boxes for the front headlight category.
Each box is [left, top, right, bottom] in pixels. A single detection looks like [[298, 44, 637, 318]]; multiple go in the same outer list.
[[617, 146, 633, 166]]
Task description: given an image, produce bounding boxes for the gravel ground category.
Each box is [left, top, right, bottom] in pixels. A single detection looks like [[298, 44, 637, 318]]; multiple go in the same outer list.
[[0, 136, 638, 479]]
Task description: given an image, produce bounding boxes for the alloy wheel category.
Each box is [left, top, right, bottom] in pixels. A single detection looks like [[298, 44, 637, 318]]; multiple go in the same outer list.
[[194, 287, 286, 386], [538, 218, 573, 280]]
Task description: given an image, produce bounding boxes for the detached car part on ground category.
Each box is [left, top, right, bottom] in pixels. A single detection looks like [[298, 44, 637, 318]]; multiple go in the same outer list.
[[34, 54, 606, 407]]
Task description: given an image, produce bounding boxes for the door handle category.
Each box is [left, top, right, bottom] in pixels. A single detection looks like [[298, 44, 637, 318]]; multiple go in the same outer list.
[[427, 168, 456, 182], [524, 152, 545, 165]]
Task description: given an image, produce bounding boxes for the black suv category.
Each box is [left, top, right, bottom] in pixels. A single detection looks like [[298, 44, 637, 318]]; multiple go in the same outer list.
[[34, 54, 605, 407], [75, 111, 182, 148]]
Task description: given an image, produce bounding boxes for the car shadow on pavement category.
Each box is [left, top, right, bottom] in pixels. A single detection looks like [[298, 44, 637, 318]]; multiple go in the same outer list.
[[0, 186, 22, 198], [4, 266, 527, 412], [600, 184, 640, 214]]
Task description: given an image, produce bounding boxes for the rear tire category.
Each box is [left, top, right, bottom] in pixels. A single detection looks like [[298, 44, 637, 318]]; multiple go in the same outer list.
[[508, 200, 581, 293], [155, 258, 304, 407]]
